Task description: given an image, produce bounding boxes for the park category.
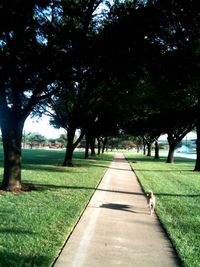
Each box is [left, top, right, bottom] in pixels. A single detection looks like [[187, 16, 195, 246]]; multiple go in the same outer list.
[[0, 0, 200, 266], [0, 148, 199, 266]]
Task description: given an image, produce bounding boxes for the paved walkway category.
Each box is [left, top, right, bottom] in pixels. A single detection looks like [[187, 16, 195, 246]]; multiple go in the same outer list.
[[53, 153, 181, 267]]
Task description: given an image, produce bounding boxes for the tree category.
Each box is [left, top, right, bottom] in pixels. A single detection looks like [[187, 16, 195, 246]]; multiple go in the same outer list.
[[57, 134, 67, 148], [35, 0, 110, 165], [28, 133, 47, 148], [0, 0, 108, 189], [120, 0, 199, 164], [98, 0, 200, 166], [145, 0, 200, 164], [46, 88, 86, 166], [0, 1, 62, 190]]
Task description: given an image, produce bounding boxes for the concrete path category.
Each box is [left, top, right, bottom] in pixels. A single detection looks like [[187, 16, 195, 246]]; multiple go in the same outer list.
[[53, 153, 181, 267]]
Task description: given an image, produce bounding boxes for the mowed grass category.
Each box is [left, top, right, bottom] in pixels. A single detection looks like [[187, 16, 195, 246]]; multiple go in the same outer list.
[[0, 148, 114, 267], [125, 152, 200, 267]]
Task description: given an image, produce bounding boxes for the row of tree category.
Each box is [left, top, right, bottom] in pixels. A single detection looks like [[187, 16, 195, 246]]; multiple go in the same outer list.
[[0, 0, 200, 191]]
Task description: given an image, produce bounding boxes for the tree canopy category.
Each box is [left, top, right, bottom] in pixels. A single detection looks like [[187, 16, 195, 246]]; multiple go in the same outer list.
[[1, 0, 200, 190]]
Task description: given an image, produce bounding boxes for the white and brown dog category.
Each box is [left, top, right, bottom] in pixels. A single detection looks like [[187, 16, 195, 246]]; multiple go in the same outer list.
[[147, 191, 156, 215]]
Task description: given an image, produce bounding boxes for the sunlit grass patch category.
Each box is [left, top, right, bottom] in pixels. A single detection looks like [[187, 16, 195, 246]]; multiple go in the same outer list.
[[0, 149, 114, 267], [126, 152, 200, 267]]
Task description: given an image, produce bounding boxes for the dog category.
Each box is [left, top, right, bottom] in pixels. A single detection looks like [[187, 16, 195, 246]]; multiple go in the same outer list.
[[147, 191, 156, 215]]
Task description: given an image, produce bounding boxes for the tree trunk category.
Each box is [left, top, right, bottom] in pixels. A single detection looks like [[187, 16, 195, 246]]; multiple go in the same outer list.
[[63, 144, 74, 167], [166, 144, 176, 163], [147, 143, 152, 156], [63, 127, 84, 166], [1, 119, 24, 191], [194, 128, 200, 170], [154, 140, 160, 159], [143, 143, 146, 155], [166, 128, 194, 164], [194, 124, 200, 170], [85, 134, 90, 159], [90, 137, 95, 156], [195, 102, 200, 170], [102, 136, 107, 154], [63, 127, 75, 166], [97, 137, 101, 155]]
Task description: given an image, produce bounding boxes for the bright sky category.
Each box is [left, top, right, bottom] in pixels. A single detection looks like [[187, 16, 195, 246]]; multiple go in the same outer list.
[[159, 131, 197, 141], [24, 115, 66, 139]]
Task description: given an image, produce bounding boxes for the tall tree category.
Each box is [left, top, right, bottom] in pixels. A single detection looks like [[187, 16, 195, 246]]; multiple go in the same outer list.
[[141, 0, 200, 164], [0, 0, 107, 189], [36, 0, 109, 165], [0, 1, 61, 190]]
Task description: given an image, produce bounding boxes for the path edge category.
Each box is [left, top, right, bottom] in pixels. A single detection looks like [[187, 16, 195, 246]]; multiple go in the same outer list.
[[123, 152, 185, 267], [51, 154, 115, 267]]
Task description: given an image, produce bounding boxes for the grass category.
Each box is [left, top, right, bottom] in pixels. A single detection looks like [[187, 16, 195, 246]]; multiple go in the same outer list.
[[125, 152, 200, 267], [0, 148, 114, 267]]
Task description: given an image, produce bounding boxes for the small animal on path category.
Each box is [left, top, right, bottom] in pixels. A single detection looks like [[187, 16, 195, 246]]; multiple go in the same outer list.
[[146, 191, 156, 215]]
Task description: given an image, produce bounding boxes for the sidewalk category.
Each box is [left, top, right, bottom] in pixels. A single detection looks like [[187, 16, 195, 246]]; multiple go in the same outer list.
[[53, 153, 181, 267]]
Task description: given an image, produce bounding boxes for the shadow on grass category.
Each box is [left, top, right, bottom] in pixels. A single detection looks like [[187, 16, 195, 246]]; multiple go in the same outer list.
[[171, 156, 195, 163], [17, 182, 144, 197], [22, 156, 114, 172], [155, 192, 200, 198], [21, 163, 111, 173], [127, 156, 195, 164], [126, 156, 166, 163], [21, 150, 114, 166], [22, 162, 194, 173], [0, 252, 50, 267], [4, 181, 199, 199], [134, 169, 195, 172], [82, 164, 133, 172], [22, 164, 72, 173]]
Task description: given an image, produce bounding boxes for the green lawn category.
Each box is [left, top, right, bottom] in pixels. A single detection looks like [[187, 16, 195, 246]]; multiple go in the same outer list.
[[1, 149, 199, 267], [125, 152, 200, 267], [0, 149, 114, 267]]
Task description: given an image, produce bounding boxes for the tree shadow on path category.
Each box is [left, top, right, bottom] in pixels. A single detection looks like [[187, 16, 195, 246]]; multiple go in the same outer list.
[[100, 202, 148, 214]]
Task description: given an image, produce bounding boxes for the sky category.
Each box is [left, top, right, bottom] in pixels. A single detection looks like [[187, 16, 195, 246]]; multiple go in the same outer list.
[[158, 131, 197, 141], [24, 114, 66, 139]]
